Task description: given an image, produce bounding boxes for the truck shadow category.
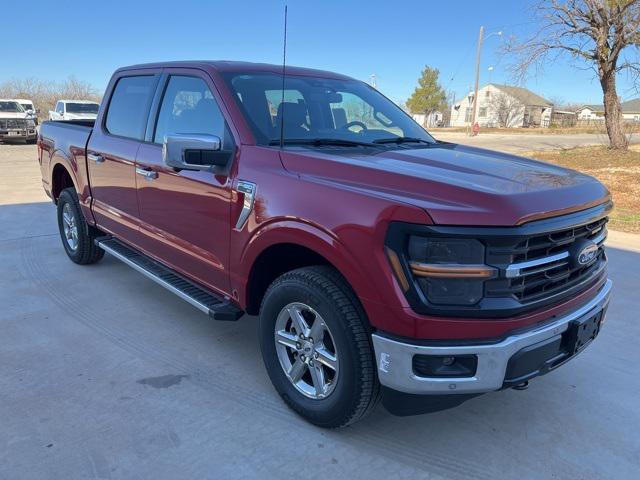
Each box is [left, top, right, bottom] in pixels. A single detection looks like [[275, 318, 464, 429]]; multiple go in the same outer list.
[[3, 200, 639, 478]]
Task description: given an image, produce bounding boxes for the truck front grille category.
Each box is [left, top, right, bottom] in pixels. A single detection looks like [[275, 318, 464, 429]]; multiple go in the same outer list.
[[385, 202, 611, 318], [0, 118, 27, 129], [484, 217, 607, 306]]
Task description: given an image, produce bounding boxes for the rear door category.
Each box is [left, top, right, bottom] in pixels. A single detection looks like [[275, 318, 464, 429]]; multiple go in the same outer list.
[[135, 70, 235, 295], [87, 71, 160, 242]]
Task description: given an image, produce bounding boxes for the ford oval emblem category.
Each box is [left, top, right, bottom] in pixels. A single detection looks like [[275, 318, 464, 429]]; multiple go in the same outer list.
[[577, 242, 598, 266]]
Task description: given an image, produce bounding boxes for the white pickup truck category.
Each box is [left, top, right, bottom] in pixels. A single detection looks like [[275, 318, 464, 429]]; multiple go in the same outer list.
[[49, 100, 100, 121], [0, 99, 37, 143]]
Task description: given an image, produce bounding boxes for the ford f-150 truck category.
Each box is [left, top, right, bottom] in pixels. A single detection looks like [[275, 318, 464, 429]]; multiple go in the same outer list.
[[49, 100, 100, 121], [1, 99, 37, 143], [38, 61, 612, 428]]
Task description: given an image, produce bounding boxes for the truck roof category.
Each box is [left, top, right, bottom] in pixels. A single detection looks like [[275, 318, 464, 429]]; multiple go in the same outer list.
[[57, 99, 100, 104], [116, 60, 354, 81]]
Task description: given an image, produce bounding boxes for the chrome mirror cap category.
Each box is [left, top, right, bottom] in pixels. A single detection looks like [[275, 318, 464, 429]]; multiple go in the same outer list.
[[162, 133, 223, 171]]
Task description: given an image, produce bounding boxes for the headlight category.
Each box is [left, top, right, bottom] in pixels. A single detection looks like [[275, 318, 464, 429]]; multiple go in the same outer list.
[[390, 236, 496, 306], [26, 119, 36, 127]]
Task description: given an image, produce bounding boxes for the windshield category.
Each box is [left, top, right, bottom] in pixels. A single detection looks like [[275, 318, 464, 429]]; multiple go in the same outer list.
[[223, 73, 435, 146], [66, 102, 99, 114], [0, 101, 25, 113]]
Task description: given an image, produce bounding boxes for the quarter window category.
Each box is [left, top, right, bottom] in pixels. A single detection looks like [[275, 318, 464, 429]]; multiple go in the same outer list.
[[105, 75, 156, 140], [154, 76, 230, 146]]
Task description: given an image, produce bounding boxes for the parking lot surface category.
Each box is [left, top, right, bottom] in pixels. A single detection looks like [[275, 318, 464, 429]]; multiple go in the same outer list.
[[1, 143, 639, 479]]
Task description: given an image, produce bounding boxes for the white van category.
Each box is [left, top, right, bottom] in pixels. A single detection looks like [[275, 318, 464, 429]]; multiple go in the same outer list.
[[14, 99, 39, 125]]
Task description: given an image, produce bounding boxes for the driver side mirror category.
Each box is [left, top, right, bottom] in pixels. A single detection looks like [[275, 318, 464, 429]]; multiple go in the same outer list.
[[163, 133, 233, 172]]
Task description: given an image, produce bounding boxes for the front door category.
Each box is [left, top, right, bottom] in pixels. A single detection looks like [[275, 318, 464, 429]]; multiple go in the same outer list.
[[135, 73, 235, 295], [87, 73, 159, 242]]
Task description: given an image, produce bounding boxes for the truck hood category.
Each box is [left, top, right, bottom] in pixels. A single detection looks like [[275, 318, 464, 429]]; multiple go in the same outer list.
[[64, 113, 98, 119], [280, 142, 610, 226], [0, 112, 29, 119]]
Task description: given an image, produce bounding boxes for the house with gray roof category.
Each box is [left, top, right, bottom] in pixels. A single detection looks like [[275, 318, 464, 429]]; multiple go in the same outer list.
[[576, 98, 640, 122], [450, 84, 553, 128]]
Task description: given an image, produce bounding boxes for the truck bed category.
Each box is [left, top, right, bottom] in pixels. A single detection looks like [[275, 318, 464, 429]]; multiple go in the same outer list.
[[38, 119, 94, 203]]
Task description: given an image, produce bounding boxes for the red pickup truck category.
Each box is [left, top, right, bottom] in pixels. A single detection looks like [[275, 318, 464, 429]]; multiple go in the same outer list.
[[38, 61, 612, 427]]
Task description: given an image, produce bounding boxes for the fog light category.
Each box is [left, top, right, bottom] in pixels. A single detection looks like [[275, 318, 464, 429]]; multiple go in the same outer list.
[[412, 354, 478, 378], [442, 356, 455, 366]]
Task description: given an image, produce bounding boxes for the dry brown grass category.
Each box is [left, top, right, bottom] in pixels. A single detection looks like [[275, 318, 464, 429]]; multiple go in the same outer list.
[[530, 146, 640, 233]]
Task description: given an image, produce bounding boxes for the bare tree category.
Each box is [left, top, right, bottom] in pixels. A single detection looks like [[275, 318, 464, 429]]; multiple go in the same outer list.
[[490, 92, 523, 127], [548, 95, 565, 108], [504, 0, 640, 150], [59, 76, 101, 100]]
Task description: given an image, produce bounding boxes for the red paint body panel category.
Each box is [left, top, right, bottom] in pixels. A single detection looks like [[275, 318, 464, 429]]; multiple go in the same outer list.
[[38, 61, 612, 342], [135, 143, 233, 295]]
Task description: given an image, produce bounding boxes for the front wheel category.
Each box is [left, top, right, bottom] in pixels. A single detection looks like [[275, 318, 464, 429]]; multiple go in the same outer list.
[[259, 266, 380, 427]]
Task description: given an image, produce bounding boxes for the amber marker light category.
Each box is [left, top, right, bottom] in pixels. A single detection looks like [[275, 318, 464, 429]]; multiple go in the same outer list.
[[410, 262, 496, 279], [385, 247, 410, 291]]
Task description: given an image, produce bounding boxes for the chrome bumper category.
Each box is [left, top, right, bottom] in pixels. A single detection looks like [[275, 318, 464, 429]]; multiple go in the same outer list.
[[0, 128, 36, 139], [372, 279, 612, 395]]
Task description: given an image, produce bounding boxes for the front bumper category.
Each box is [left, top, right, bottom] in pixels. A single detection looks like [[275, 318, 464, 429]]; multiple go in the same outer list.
[[0, 128, 37, 140], [372, 279, 612, 396]]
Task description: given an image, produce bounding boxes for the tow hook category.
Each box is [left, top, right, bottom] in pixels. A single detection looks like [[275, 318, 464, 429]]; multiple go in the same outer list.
[[512, 381, 529, 391]]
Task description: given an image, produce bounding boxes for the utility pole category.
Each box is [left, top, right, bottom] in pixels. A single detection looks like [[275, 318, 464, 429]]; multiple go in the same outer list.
[[470, 26, 484, 129]]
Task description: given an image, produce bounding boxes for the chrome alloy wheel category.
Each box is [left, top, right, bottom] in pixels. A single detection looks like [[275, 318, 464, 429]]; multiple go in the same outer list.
[[274, 302, 339, 399], [62, 203, 79, 251]]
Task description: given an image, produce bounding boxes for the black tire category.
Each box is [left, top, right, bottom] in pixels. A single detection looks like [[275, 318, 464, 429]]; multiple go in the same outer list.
[[26, 138, 37, 145], [259, 266, 380, 428], [57, 187, 105, 265]]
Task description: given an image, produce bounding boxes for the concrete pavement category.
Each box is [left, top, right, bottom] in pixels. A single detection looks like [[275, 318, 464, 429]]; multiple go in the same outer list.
[[1, 144, 639, 479]]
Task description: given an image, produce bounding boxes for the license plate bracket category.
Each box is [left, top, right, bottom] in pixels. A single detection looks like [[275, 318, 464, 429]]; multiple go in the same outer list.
[[563, 311, 602, 355]]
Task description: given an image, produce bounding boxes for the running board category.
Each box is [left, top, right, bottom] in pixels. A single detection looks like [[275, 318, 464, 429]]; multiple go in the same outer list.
[[96, 238, 243, 321]]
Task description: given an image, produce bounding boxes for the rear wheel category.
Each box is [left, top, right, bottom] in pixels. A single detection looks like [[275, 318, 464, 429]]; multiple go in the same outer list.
[[259, 266, 380, 428], [57, 188, 104, 265]]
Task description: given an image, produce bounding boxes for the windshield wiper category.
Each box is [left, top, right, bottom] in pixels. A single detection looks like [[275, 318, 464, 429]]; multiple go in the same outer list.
[[372, 136, 434, 145], [268, 138, 379, 148]]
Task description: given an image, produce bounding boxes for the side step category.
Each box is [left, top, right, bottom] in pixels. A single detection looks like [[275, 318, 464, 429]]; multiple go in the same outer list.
[[96, 237, 244, 321]]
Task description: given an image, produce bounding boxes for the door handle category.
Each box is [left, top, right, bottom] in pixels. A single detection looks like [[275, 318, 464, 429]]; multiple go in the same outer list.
[[136, 167, 158, 181], [88, 153, 104, 164]]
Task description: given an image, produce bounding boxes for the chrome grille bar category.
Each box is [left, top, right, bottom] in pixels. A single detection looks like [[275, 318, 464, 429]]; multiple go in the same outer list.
[[505, 227, 607, 279], [505, 251, 570, 278]]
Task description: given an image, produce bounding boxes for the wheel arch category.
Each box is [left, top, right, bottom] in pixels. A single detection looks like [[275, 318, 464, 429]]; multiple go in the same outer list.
[[239, 221, 373, 318], [50, 152, 79, 202]]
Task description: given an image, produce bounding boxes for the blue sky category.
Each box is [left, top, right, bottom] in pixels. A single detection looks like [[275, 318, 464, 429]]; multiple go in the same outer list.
[[4, 0, 637, 105]]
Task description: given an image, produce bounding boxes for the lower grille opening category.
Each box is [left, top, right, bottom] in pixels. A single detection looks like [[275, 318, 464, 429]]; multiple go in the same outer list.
[[412, 355, 478, 378]]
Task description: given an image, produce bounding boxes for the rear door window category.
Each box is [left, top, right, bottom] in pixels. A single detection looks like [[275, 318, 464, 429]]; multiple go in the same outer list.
[[105, 75, 157, 140]]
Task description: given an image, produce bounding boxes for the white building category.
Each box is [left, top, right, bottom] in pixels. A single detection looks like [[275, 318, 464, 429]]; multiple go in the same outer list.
[[411, 111, 443, 128], [577, 99, 640, 122], [450, 84, 553, 128]]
